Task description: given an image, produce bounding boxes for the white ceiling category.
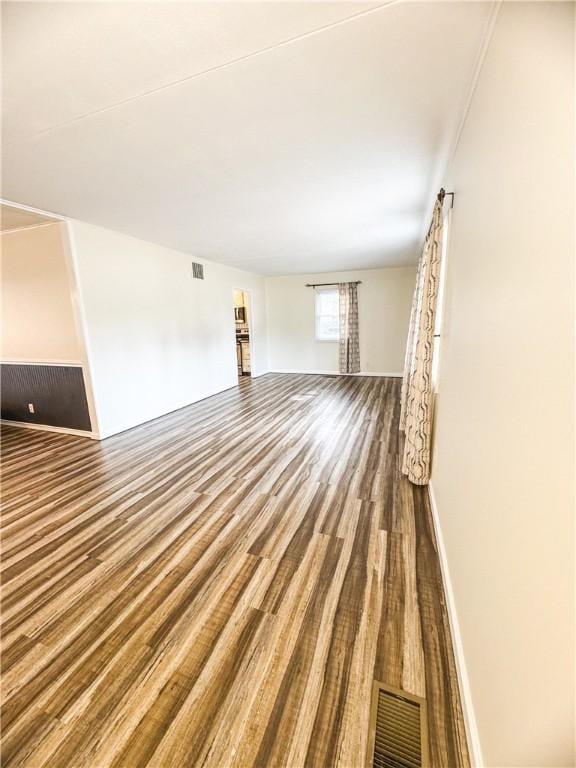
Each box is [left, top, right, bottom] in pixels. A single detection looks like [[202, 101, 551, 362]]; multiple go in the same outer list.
[[2, 1, 493, 275]]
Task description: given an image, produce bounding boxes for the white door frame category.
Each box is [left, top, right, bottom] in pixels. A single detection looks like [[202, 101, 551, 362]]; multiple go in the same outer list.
[[232, 287, 254, 379]]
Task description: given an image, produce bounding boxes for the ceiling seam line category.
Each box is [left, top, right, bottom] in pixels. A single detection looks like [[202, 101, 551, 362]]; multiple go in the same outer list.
[[5, 0, 401, 148]]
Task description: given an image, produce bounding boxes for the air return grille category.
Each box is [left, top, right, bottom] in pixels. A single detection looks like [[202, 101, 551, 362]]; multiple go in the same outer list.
[[192, 262, 204, 279], [367, 682, 428, 768]]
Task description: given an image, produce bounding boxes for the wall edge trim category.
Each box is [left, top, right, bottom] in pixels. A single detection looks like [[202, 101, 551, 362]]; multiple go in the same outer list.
[[428, 481, 484, 768], [1, 419, 98, 440], [1, 359, 83, 367], [0, 197, 68, 222], [62, 220, 102, 436], [268, 369, 403, 377], [447, 0, 502, 170], [249, 370, 271, 379], [96, 381, 242, 439]]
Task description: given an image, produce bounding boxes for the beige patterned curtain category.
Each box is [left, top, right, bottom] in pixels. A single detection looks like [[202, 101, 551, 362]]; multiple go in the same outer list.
[[339, 282, 360, 374], [400, 198, 444, 485]]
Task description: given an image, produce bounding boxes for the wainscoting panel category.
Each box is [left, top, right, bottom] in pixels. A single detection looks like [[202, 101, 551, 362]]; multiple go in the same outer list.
[[1, 364, 92, 432]]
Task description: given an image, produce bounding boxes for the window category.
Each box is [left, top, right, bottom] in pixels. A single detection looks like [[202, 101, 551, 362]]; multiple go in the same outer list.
[[315, 287, 339, 341]]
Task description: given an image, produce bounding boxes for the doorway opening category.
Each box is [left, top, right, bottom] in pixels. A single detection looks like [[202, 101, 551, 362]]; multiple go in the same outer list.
[[233, 289, 252, 380]]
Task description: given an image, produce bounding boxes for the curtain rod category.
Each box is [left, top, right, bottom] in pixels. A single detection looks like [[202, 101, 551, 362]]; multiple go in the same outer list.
[[438, 187, 455, 208], [305, 281, 362, 288], [309, 189, 452, 287]]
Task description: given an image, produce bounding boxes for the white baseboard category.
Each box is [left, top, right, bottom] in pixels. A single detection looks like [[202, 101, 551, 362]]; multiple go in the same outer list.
[[1, 419, 98, 440], [96, 379, 246, 439], [268, 369, 403, 377], [0, 359, 83, 367], [428, 482, 484, 767]]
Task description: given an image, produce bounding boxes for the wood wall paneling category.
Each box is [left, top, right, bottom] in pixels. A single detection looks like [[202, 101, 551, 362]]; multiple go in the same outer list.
[[0, 364, 92, 432]]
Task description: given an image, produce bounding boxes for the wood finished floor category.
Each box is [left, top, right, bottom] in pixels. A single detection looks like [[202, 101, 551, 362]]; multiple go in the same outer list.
[[1, 373, 469, 768]]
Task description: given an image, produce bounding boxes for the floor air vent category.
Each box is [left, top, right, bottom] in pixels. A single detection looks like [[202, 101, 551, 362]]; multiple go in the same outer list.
[[367, 682, 428, 768]]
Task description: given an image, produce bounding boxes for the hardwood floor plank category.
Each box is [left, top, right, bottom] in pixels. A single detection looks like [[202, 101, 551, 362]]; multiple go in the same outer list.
[[252, 535, 345, 768], [1, 373, 469, 768], [303, 498, 375, 768]]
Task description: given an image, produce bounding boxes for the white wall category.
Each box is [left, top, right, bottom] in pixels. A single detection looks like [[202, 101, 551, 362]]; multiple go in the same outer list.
[[266, 267, 416, 375], [1, 222, 82, 361], [69, 221, 268, 438], [431, 4, 574, 767]]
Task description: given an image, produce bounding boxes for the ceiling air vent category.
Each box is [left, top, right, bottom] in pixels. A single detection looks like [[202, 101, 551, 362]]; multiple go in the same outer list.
[[367, 682, 428, 768], [192, 262, 204, 280]]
